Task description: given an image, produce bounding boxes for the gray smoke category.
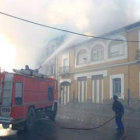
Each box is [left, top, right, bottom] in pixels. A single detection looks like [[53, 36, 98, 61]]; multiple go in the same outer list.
[[0, 0, 140, 71]]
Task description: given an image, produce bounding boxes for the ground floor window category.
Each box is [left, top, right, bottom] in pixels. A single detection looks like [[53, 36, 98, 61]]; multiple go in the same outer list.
[[113, 78, 121, 97], [110, 74, 124, 99]]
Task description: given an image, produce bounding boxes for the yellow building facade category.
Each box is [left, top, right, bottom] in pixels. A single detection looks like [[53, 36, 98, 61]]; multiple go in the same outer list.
[[56, 22, 140, 106]]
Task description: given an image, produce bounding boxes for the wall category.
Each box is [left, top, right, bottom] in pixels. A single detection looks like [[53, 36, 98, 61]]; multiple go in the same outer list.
[[57, 28, 140, 105]]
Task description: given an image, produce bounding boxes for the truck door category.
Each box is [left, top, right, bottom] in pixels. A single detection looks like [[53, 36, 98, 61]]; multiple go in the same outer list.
[[10, 76, 24, 121], [1, 73, 13, 117]]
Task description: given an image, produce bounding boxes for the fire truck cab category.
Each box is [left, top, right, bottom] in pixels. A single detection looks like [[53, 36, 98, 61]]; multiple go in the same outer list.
[[0, 70, 58, 131]]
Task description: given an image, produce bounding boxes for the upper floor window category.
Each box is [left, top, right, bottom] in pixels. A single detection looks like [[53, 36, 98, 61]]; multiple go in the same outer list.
[[77, 49, 88, 65], [91, 45, 104, 61], [109, 40, 124, 58]]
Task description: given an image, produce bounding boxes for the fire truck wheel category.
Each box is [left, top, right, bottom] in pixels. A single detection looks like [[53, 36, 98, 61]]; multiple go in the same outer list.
[[25, 108, 35, 131], [49, 103, 57, 121]]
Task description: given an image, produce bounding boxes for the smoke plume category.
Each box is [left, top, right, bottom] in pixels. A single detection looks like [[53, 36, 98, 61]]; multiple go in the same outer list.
[[0, 0, 140, 71]]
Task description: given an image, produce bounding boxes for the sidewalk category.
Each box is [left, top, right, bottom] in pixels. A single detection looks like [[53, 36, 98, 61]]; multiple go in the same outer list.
[[57, 103, 140, 140], [56, 116, 140, 140]]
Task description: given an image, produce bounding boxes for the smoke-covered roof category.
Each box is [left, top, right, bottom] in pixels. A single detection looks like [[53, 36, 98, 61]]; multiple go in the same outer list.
[[65, 21, 140, 50]]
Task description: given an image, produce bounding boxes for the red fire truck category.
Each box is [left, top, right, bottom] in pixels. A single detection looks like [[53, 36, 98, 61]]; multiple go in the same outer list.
[[0, 69, 58, 131]]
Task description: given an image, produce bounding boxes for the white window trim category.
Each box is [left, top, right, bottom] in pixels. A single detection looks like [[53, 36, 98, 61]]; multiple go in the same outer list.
[[110, 74, 124, 99], [139, 72, 140, 100], [60, 79, 71, 84], [74, 35, 127, 68], [89, 41, 106, 63], [106, 35, 128, 61], [75, 47, 89, 68], [74, 70, 107, 80], [62, 53, 69, 67]]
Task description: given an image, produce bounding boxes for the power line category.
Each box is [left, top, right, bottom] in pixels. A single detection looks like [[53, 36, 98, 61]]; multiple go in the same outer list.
[[0, 11, 139, 42]]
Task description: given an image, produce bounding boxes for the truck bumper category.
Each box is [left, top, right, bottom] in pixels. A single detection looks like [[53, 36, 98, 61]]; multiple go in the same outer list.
[[0, 117, 14, 124]]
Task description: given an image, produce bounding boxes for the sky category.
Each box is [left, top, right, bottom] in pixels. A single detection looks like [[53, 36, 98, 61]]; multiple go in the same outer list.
[[0, 0, 140, 71]]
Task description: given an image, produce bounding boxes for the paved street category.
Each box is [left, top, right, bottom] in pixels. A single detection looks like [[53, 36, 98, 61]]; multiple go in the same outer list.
[[0, 118, 139, 140]]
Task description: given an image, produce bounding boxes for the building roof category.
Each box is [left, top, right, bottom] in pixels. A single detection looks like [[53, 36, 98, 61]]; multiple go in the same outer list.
[[62, 21, 140, 51]]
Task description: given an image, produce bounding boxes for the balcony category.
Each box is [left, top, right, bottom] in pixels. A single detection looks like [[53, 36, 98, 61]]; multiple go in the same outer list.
[[59, 66, 70, 75]]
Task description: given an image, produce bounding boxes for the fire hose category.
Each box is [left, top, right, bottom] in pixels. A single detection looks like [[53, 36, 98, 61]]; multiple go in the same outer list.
[[53, 116, 116, 130], [49, 115, 127, 140]]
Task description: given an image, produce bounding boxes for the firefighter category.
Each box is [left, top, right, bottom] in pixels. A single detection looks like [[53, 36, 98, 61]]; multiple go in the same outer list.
[[112, 95, 124, 133], [25, 65, 31, 71], [25, 65, 34, 75]]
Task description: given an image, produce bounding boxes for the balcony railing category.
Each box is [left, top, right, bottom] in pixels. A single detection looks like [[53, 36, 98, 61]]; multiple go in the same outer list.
[[59, 66, 70, 74]]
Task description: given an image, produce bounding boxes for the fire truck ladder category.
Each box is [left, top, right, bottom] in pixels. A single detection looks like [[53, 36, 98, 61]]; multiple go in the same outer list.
[[1, 74, 13, 117]]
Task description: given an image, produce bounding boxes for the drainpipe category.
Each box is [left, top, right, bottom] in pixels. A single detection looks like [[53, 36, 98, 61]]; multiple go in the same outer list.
[[127, 33, 130, 107]]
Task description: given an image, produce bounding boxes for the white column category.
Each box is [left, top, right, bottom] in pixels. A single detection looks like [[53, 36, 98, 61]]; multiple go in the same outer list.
[[67, 86, 70, 103], [85, 81, 87, 101], [96, 80, 99, 103], [92, 80, 94, 103], [102, 79, 104, 103], [78, 81, 80, 102], [61, 87, 63, 105], [64, 86, 66, 105], [139, 72, 140, 100], [82, 81, 84, 102]]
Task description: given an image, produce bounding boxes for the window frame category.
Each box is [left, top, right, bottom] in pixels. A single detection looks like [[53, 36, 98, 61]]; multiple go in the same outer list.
[[109, 41, 125, 58], [50, 64, 55, 75], [91, 45, 104, 61], [113, 78, 121, 97], [110, 74, 124, 99], [77, 49, 88, 65]]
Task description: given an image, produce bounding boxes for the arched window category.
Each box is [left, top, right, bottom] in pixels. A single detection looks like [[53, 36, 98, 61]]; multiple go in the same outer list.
[[77, 49, 88, 65], [109, 39, 125, 58], [91, 45, 104, 61]]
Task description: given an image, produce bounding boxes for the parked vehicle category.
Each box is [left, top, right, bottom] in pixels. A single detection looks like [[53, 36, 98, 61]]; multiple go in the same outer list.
[[0, 70, 58, 131]]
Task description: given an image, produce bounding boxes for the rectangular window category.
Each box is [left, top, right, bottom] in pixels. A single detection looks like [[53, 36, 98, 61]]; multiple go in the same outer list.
[[113, 78, 121, 97], [63, 58, 69, 72], [15, 83, 23, 105], [110, 43, 124, 57], [110, 74, 124, 99], [63, 58, 68, 66], [50, 65, 55, 74], [48, 87, 53, 101]]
